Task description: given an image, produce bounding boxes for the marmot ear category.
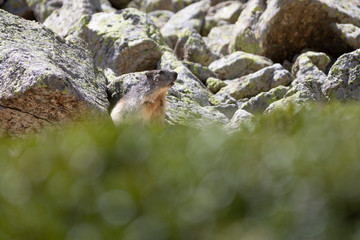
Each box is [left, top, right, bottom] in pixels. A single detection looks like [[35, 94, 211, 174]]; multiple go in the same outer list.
[[145, 71, 154, 79]]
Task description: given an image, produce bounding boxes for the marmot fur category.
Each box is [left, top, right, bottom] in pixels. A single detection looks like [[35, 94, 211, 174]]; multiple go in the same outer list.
[[111, 70, 178, 125]]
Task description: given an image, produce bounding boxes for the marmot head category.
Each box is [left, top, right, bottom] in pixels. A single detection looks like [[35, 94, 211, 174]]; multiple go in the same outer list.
[[144, 70, 178, 96]]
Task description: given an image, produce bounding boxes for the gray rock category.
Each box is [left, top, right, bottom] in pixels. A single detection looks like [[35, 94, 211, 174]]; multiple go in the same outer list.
[[206, 77, 225, 93], [44, 0, 102, 37], [182, 61, 217, 83], [204, 24, 234, 57], [226, 108, 253, 130], [229, 0, 360, 62], [291, 51, 330, 86], [143, 0, 173, 12], [69, 8, 169, 76], [159, 51, 212, 107], [208, 51, 273, 80], [161, 0, 210, 48], [1, 0, 33, 19], [0, 10, 109, 135], [265, 80, 328, 113], [101, 0, 116, 12], [26, 0, 63, 22], [323, 49, 360, 101], [241, 85, 288, 114], [216, 63, 293, 100], [332, 23, 360, 50], [174, 28, 218, 67], [148, 10, 174, 29], [202, 1, 243, 35]]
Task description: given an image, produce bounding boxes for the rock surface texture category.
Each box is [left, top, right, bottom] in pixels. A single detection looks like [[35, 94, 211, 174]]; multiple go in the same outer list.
[[0, 9, 109, 135], [0, 0, 360, 133]]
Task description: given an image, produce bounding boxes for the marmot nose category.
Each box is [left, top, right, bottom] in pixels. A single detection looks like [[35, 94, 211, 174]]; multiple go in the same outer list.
[[173, 72, 178, 80]]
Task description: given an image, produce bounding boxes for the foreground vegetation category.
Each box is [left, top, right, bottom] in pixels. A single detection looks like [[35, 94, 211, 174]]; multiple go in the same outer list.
[[1, 103, 360, 240]]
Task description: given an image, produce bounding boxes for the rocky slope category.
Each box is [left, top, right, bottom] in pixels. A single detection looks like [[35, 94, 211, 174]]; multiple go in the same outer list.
[[0, 0, 359, 135]]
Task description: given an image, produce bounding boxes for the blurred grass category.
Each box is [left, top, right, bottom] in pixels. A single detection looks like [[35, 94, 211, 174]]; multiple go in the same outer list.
[[1, 103, 360, 240]]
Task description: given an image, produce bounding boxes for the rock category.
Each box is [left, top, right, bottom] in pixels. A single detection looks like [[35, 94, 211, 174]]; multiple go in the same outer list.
[[202, 1, 243, 36], [206, 77, 225, 94], [265, 80, 327, 113], [101, 0, 116, 12], [0, 0, 3, 6], [226, 108, 253, 130], [208, 51, 273, 80], [211, 103, 238, 119], [182, 61, 217, 83], [143, 0, 173, 12], [174, 28, 218, 67], [108, 0, 132, 9], [229, 0, 360, 63], [1, 0, 34, 19], [0, 10, 109, 135], [105, 67, 228, 127], [159, 51, 212, 106], [204, 24, 234, 57], [161, 0, 210, 48], [332, 23, 360, 50], [291, 51, 330, 86], [69, 8, 169, 76], [26, 0, 63, 22], [241, 85, 288, 114], [323, 49, 360, 101], [148, 10, 174, 29], [44, 0, 102, 37], [215, 63, 293, 100]]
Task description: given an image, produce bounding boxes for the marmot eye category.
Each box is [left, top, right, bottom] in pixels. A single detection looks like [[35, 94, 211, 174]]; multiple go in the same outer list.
[[159, 70, 164, 74]]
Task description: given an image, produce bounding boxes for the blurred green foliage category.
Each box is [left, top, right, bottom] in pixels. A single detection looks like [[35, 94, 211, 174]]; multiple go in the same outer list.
[[1, 103, 360, 240]]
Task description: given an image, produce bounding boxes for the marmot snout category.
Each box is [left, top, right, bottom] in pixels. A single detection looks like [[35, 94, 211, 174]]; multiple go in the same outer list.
[[110, 70, 178, 125]]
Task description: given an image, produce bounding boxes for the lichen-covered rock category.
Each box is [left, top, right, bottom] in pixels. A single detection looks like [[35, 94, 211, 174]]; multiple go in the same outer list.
[[1, 0, 33, 19], [143, 0, 173, 12], [159, 51, 212, 106], [226, 108, 253, 130], [202, 1, 243, 36], [265, 80, 328, 113], [206, 77, 225, 93], [215, 63, 293, 100], [182, 61, 217, 83], [204, 24, 234, 57], [291, 51, 331, 87], [229, 0, 360, 62], [0, 10, 109, 135], [26, 0, 63, 22], [174, 28, 218, 67], [69, 8, 169, 76], [332, 23, 360, 50], [208, 51, 273, 80], [44, 0, 102, 37], [148, 10, 174, 29], [241, 85, 288, 114], [161, 0, 210, 48], [106, 67, 228, 127], [323, 49, 360, 101]]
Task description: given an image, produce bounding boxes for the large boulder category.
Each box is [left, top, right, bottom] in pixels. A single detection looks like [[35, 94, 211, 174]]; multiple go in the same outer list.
[[208, 51, 273, 80], [160, 0, 210, 48], [215, 63, 293, 100], [332, 23, 360, 50], [0, 10, 109, 135], [26, 0, 63, 22], [174, 28, 218, 67], [204, 24, 234, 57], [229, 0, 360, 62], [148, 10, 174, 29], [44, 0, 102, 37], [202, 0, 243, 36], [323, 49, 360, 101], [69, 8, 169, 75]]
